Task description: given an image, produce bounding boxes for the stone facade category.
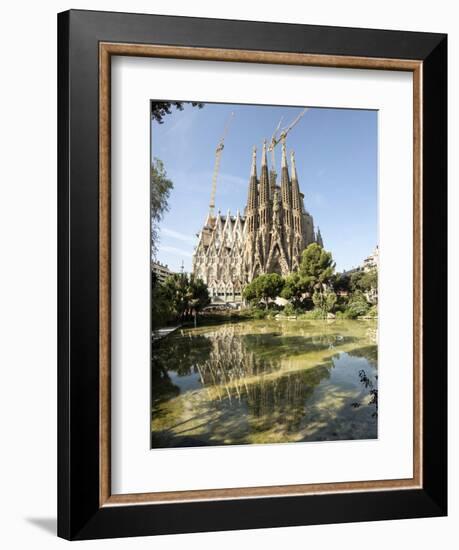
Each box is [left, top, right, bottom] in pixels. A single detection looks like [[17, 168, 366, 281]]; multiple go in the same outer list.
[[151, 261, 173, 285], [363, 246, 379, 272], [192, 141, 322, 303]]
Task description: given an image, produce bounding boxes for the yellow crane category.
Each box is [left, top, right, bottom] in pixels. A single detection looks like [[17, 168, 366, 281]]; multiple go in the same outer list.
[[268, 107, 308, 166], [209, 112, 234, 216]]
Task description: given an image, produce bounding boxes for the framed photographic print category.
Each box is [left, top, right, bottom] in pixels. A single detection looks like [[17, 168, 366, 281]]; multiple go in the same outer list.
[[58, 9, 447, 540]]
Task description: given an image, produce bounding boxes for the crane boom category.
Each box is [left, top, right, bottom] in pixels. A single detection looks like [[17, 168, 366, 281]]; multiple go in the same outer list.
[[268, 107, 309, 156], [209, 112, 234, 216], [269, 117, 283, 168], [283, 107, 308, 137]]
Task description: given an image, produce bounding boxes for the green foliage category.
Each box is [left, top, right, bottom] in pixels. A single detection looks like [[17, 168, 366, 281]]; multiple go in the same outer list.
[[312, 290, 337, 318], [299, 243, 335, 293], [335, 267, 377, 317], [333, 272, 351, 293], [350, 268, 378, 293], [280, 273, 300, 300], [278, 243, 336, 310], [350, 270, 363, 292], [367, 304, 378, 318], [153, 273, 210, 326], [360, 268, 378, 291], [243, 273, 284, 308], [151, 158, 173, 258], [334, 294, 349, 313], [283, 303, 296, 317], [297, 309, 325, 320], [151, 101, 204, 124], [345, 290, 370, 319], [187, 277, 211, 313], [251, 308, 268, 320]]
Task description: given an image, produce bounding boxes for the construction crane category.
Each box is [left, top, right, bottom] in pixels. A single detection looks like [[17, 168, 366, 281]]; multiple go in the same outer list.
[[269, 116, 283, 168], [208, 111, 234, 217], [268, 107, 308, 164]]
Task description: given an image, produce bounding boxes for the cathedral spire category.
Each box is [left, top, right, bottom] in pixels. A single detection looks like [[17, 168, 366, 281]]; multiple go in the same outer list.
[[246, 145, 258, 233], [316, 226, 324, 247], [290, 150, 301, 211], [251, 145, 257, 177], [281, 138, 287, 168], [261, 139, 268, 166], [259, 139, 271, 232], [290, 150, 297, 181], [259, 140, 270, 204], [280, 137, 292, 229]]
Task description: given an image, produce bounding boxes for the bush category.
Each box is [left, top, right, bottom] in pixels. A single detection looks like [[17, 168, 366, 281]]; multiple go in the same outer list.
[[343, 290, 369, 318], [252, 308, 268, 320], [367, 305, 378, 318], [334, 294, 349, 313], [297, 308, 325, 320], [283, 303, 295, 316]]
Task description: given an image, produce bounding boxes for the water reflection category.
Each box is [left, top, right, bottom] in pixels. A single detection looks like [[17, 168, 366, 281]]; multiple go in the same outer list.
[[151, 320, 378, 447]]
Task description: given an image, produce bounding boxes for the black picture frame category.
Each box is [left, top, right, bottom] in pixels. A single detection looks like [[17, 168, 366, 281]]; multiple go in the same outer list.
[[58, 9, 447, 540]]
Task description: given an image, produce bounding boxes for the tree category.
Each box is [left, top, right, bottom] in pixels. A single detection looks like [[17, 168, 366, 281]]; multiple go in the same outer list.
[[280, 272, 302, 301], [188, 276, 211, 314], [350, 268, 378, 304], [151, 101, 204, 124], [158, 273, 210, 322], [280, 272, 297, 300], [299, 243, 335, 294], [243, 273, 284, 309], [350, 270, 364, 292], [312, 289, 337, 318], [360, 268, 378, 291], [151, 158, 173, 259], [333, 272, 351, 294], [346, 290, 370, 319], [295, 243, 336, 313]]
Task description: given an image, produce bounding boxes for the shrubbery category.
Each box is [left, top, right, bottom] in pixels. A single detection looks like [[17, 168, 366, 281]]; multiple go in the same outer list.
[[243, 243, 378, 321], [345, 290, 370, 319], [297, 309, 326, 320], [367, 305, 378, 318], [151, 272, 210, 327], [283, 303, 296, 317], [251, 308, 268, 320]]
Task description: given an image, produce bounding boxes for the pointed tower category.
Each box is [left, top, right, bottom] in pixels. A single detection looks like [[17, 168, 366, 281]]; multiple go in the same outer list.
[[290, 150, 303, 234], [280, 139, 292, 230], [246, 146, 258, 234], [269, 148, 277, 200], [259, 140, 271, 222], [289, 150, 305, 270], [316, 227, 324, 248], [258, 140, 273, 267], [258, 141, 271, 228]]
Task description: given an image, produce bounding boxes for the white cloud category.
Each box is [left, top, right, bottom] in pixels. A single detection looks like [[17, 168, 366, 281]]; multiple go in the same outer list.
[[161, 227, 196, 243], [217, 173, 248, 197], [164, 106, 199, 137], [158, 245, 193, 258]]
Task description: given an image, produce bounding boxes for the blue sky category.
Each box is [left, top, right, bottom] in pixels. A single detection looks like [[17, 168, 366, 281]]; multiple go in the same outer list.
[[151, 102, 377, 273]]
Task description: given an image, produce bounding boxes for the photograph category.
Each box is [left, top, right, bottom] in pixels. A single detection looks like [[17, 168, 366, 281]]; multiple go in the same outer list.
[[50, 6, 447, 542], [150, 101, 379, 448]]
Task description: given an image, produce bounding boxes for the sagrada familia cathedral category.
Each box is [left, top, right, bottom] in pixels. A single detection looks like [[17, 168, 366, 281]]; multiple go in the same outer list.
[[192, 140, 323, 303]]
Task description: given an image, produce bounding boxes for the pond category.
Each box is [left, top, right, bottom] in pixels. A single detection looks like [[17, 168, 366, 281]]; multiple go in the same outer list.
[[151, 319, 378, 448]]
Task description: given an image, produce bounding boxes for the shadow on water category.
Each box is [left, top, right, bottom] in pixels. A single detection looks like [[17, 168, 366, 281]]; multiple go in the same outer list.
[[151, 320, 378, 447]]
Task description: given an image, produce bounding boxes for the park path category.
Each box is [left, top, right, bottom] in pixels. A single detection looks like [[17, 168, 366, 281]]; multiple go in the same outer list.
[[152, 325, 181, 342]]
